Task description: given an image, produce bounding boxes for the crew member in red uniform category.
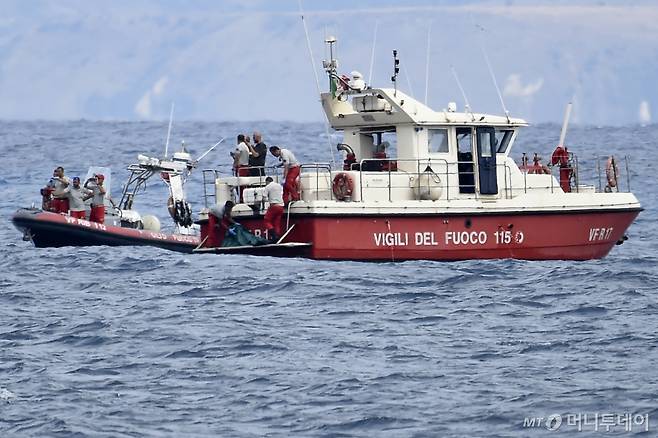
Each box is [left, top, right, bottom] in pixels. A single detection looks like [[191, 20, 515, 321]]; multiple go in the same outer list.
[[207, 201, 236, 247], [269, 145, 300, 204], [50, 166, 70, 213], [85, 174, 106, 223], [551, 145, 572, 192], [65, 176, 92, 219], [262, 177, 284, 242]]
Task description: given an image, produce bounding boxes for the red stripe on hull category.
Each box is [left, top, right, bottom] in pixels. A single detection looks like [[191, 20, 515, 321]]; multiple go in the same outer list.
[[234, 210, 639, 261]]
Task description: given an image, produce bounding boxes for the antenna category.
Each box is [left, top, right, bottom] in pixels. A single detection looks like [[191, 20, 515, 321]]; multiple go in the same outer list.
[[474, 22, 510, 122], [558, 102, 573, 147], [367, 20, 379, 85], [424, 23, 432, 105], [164, 102, 174, 158], [401, 62, 415, 97], [450, 66, 475, 121], [297, 1, 336, 168], [196, 138, 225, 163], [297, 0, 321, 96], [391, 50, 400, 96]]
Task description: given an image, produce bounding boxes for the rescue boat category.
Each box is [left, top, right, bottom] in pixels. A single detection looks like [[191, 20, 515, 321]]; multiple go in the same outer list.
[[11, 141, 217, 253], [12, 208, 199, 253], [196, 39, 641, 261]]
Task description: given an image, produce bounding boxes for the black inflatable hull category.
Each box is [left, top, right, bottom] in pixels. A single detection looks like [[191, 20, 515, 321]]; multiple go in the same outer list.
[[12, 208, 199, 254]]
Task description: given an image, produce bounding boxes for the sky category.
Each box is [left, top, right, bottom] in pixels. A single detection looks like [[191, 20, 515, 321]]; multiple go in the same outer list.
[[1, 0, 657, 125]]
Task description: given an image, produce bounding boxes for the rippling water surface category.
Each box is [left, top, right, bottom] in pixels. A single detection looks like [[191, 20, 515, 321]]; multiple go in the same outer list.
[[1, 121, 656, 437]]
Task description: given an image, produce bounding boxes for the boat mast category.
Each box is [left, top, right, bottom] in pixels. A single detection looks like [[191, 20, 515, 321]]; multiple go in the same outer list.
[[296, 0, 336, 168], [424, 23, 432, 105], [391, 50, 400, 97]]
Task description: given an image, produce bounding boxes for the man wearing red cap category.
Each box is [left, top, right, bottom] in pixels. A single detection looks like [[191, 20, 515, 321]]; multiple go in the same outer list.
[[85, 174, 106, 223]]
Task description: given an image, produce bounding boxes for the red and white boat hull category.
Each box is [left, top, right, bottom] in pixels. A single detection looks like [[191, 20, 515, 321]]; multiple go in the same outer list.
[[232, 208, 640, 260]]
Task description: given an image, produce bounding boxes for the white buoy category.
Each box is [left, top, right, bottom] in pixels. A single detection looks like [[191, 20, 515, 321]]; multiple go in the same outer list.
[[142, 215, 161, 232]]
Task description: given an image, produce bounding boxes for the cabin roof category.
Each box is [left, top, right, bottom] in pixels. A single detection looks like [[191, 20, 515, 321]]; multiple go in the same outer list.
[[321, 87, 528, 130]]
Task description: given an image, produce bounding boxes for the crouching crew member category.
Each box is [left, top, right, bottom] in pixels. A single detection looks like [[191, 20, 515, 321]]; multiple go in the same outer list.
[[50, 166, 70, 213], [269, 145, 300, 203], [85, 174, 107, 223], [207, 201, 236, 247], [66, 176, 92, 219], [262, 177, 284, 242]]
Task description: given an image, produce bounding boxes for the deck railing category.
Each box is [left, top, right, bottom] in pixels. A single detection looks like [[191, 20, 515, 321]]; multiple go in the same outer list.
[[201, 154, 633, 207], [595, 155, 632, 193]]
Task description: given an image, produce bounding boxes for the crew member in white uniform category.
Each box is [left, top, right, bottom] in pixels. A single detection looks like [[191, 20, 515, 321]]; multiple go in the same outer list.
[[231, 134, 252, 202], [65, 176, 92, 219], [51, 166, 70, 214], [85, 174, 107, 223], [269, 145, 300, 203], [262, 176, 284, 241], [231, 134, 251, 177]]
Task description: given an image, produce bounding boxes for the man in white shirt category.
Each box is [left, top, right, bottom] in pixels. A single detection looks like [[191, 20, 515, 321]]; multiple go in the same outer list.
[[269, 145, 301, 203], [50, 166, 70, 214], [84, 174, 107, 223], [262, 177, 284, 241], [231, 134, 251, 177], [65, 176, 92, 219], [231, 134, 253, 202]]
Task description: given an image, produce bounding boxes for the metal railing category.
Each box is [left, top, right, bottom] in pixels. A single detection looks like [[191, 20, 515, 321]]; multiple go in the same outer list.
[[202, 154, 633, 208], [202, 164, 285, 207], [201, 169, 218, 208], [300, 163, 333, 201], [595, 155, 632, 193], [354, 157, 450, 202]]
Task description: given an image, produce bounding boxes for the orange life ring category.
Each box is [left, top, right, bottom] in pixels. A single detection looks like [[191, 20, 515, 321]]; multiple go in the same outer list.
[[605, 157, 619, 188], [332, 172, 354, 201]]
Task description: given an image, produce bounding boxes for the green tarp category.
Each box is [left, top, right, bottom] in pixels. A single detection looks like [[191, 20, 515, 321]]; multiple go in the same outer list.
[[221, 224, 269, 247]]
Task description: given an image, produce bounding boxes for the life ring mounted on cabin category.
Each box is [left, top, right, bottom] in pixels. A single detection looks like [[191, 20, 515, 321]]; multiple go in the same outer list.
[[332, 172, 354, 201]]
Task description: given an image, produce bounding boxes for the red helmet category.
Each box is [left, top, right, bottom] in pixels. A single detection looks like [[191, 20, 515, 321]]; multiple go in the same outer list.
[[96, 174, 105, 182]]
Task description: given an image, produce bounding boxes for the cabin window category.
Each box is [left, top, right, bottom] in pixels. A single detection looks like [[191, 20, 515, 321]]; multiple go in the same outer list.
[[360, 128, 398, 172], [428, 128, 449, 153], [457, 128, 473, 155], [478, 131, 494, 157], [456, 127, 475, 194], [495, 129, 513, 153]]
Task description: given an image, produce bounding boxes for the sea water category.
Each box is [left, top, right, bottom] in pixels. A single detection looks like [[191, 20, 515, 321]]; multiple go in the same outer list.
[[1, 121, 656, 436]]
